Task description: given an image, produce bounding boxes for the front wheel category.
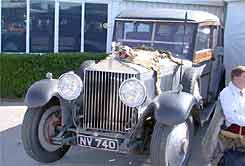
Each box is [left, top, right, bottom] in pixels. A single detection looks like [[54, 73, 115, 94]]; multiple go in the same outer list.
[[21, 105, 70, 163], [150, 117, 194, 166]]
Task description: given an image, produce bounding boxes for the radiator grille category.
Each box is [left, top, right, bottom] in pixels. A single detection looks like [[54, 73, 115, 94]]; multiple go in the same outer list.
[[83, 70, 138, 133]]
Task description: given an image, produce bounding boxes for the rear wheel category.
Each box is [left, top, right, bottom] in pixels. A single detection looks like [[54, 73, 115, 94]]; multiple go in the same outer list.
[[150, 117, 194, 166], [21, 105, 70, 163]]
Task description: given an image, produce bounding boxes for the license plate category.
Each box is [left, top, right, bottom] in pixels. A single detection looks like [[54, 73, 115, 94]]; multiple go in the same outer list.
[[77, 134, 119, 152]]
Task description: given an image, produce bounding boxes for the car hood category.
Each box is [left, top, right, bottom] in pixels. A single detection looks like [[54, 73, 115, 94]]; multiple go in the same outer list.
[[86, 56, 150, 74], [86, 48, 192, 74]]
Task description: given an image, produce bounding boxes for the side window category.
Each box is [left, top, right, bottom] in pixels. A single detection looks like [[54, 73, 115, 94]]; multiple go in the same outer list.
[[212, 27, 218, 48], [124, 22, 152, 40], [137, 23, 151, 32], [195, 26, 211, 51], [217, 26, 224, 47], [124, 22, 134, 36]]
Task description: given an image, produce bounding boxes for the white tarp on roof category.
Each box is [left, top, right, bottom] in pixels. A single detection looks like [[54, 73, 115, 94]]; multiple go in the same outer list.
[[224, 0, 245, 82], [126, 0, 224, 6]]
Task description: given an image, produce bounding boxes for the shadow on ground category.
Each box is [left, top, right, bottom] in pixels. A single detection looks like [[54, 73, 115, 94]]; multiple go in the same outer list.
[[0, 124, 150, 166], [0, 104, 208, 166]]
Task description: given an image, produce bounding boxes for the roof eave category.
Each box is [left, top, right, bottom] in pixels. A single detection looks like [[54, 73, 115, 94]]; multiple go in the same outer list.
[[115, 18, 220, 26]]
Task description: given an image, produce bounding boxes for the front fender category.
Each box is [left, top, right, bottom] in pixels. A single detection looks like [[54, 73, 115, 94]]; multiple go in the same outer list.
[[153, 91, 197, 126], [25, 79, 59, 108]]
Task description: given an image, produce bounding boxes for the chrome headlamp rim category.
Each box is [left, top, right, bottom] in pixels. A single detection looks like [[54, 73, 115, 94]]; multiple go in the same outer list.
[[119, 78, 147, 108], [57, 71, 83, 101]]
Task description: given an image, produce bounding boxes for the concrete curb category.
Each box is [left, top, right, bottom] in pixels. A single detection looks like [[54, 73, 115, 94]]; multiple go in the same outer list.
[[0, 99, 25, 107]]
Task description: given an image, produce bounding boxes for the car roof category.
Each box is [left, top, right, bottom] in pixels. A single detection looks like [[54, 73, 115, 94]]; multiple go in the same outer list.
[[116, 8, 220, 25]]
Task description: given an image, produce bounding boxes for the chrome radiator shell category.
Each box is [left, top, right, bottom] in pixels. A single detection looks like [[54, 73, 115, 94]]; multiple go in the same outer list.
[[83, 69, 138, 133]]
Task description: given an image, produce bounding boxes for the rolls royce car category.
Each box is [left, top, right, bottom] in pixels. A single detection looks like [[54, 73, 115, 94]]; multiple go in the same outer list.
[[21, 8, 224, 166]]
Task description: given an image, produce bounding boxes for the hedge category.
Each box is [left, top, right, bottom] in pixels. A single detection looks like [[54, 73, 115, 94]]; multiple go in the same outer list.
[[0, 53, 107, 98]]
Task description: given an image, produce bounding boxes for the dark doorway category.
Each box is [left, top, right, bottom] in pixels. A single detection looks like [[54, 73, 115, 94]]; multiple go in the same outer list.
[[84, 3, 108, 52]]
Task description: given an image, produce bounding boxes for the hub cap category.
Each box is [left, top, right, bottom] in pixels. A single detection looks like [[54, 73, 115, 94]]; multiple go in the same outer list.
[[166, 123, 189, 166], [38, 107, 62, 152]]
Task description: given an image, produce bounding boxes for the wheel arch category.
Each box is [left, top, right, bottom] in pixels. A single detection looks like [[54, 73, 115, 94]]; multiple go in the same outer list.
[[25, 79, 61, 108], [138, 101, 201, 132], [43, 96, 61, 109], [153, 91, 199, 126]]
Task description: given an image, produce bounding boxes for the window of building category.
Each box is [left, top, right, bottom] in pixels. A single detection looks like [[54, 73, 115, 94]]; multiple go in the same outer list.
[[84, 3, 108, 52], [59, 2, 81, 52], [30, 1, 55, 52], [1, 0, 26, 52]]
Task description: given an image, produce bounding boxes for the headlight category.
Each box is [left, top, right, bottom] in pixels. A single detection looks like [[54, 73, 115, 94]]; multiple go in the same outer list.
[[58, 71, 83, 100], [119, 78, 146, 107]]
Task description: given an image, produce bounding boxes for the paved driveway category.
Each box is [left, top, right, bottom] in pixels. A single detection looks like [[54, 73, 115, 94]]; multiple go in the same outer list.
[[0, 102, 207, 166]]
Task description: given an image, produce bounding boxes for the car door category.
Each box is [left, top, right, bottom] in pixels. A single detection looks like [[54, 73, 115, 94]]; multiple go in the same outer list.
[[193, 25, 222, 104]]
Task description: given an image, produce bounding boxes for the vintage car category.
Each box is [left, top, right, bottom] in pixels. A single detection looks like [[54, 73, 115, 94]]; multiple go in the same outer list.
[[21, 9, 225, 166]]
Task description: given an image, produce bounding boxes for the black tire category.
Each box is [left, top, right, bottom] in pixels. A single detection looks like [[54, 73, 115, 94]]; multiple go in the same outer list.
[[182, 68, 200, 94], [79, 60, 95, 79], [150, 117, 194, 166], [21, 106, 70, 163]]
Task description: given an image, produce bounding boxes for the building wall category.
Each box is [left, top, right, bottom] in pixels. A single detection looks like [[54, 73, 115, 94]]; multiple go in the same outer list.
[[121, 1, 224, 20], [0, 0, 224, 53], [224, 0, 245, 82], [124, 0, 224, 6]]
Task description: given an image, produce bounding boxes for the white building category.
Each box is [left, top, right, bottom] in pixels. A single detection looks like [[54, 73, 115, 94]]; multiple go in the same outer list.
[[224, 0, 245, 82], [0, 0, 224, 53]]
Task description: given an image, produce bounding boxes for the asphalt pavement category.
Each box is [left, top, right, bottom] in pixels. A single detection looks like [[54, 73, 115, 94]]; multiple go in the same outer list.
[[0, 101, 207, 166]]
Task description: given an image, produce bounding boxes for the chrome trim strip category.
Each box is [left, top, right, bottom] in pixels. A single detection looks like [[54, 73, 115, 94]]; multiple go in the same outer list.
[[97, 71, 101, 129], [90, 70, 95, 128], [103, 71, 108, 129], [115, 18, 196, 23], [108, 72, 112, 130], [112, 72, 117, 131], [117, 39, 188, 45], [115, 73, 120, 131], [93, 71, 97, 128], [118, 73, 123, 131], [121, 73, 126, 131]]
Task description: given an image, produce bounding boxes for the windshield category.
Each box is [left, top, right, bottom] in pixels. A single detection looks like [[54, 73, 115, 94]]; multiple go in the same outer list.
[[113, 21, 197, 60]]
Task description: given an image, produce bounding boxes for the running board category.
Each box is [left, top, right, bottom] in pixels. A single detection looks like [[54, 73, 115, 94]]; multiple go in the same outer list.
[[200, 102, 216, 125]]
